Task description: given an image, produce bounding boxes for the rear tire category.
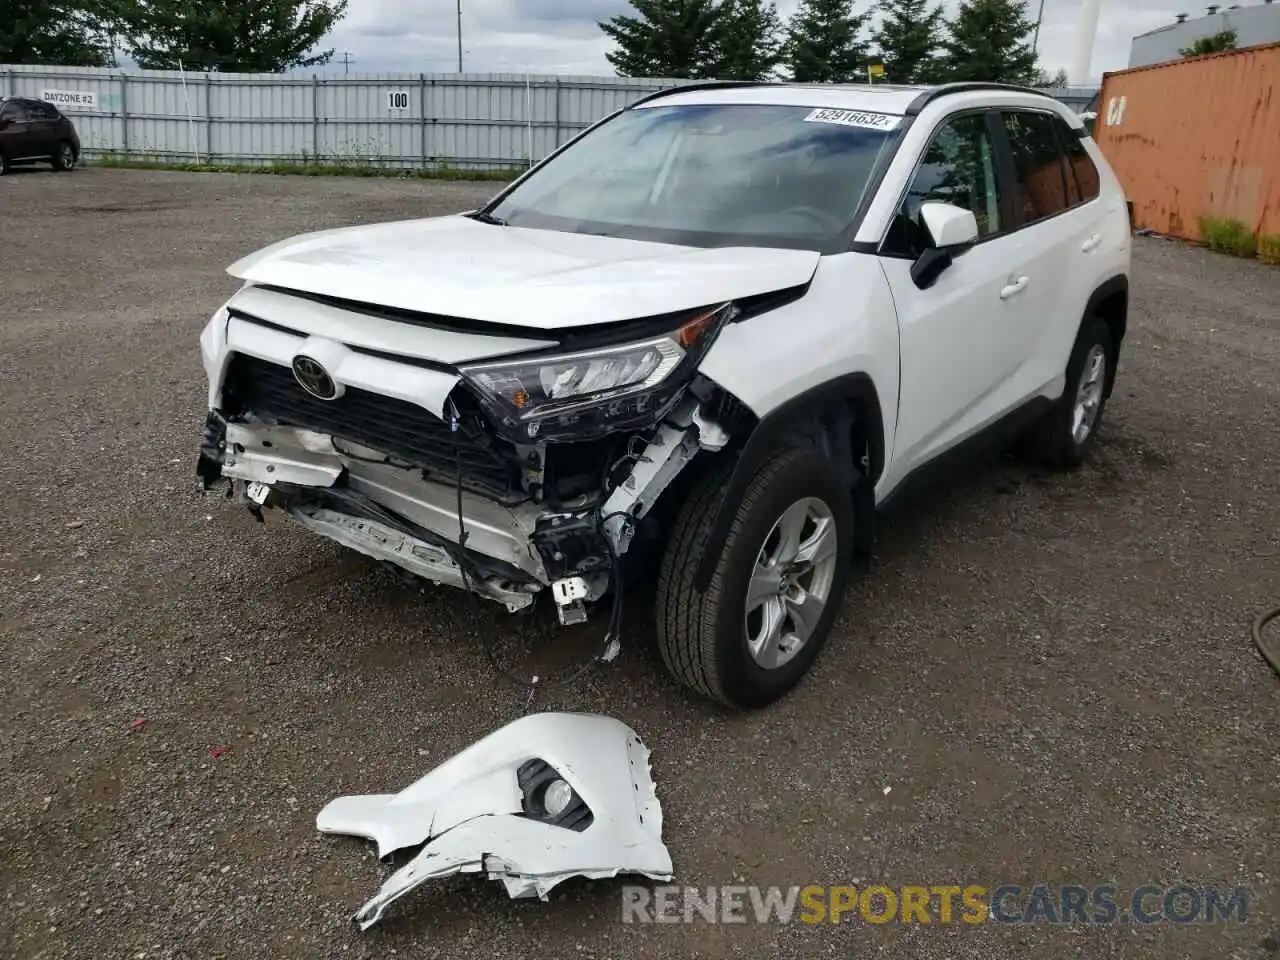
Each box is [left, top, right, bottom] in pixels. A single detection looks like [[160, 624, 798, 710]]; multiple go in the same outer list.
[[51, 141, 76, 171], [655, 445, 855, 709], [0, 153, 10, 176], [1021, 318, 1114, 469]]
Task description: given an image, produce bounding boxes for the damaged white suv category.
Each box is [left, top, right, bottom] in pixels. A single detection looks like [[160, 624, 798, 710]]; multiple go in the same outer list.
[[198, 81, 1131, 709]]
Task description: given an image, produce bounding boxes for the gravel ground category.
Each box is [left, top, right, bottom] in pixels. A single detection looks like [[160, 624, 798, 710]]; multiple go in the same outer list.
[[1, 168, 1277, 960]]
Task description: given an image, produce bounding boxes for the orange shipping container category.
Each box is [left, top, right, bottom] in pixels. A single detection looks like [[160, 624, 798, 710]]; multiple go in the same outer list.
[[1094, 42, 1280, 242]]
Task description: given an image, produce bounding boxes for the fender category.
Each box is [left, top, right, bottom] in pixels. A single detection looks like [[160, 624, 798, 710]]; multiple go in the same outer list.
[[693, 374, 885, 592]]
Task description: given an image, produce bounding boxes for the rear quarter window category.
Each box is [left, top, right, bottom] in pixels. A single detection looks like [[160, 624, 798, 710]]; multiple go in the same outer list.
[[1057, 118, 1101, 203]]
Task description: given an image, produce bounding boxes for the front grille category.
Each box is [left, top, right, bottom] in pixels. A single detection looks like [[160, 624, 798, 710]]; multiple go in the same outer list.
[[222, 354, 522, 502]]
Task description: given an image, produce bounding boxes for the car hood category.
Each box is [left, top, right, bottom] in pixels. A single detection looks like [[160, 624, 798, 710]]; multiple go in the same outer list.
[[227, 215, 821, 331]]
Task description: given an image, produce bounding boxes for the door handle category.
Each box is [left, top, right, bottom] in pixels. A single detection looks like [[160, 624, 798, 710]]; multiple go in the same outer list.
[[1081, 233, 1102, 253], [999, 276, 1030, 299]]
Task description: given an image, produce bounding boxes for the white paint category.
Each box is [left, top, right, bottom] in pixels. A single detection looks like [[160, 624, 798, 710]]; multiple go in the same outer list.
[[1070, 0, 1103, 84], [385, 90, 410, 111], [40, 89, 96, 109], [1106, 95, 1128, 127], [226, 218, 820, 330]]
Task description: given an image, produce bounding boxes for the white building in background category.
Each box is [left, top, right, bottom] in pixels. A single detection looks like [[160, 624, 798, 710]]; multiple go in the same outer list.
[[1129, 1, 1280, 67]]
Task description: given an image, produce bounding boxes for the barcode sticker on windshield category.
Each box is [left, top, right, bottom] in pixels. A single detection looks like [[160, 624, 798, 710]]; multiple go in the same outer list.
[[802, 108, 901, 130]]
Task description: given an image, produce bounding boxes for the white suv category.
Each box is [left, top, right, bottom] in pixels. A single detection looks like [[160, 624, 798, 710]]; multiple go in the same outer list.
[[197, 81, 1131, 709]]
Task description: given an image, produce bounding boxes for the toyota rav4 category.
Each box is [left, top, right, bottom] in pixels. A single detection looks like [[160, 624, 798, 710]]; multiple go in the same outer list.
[[197, 81, 1131, 709]]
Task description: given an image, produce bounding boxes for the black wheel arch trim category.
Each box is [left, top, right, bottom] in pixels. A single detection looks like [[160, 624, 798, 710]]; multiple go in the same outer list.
[[1085, 274, 1128, 330], [692, 373, 884, 592], [1084, 273, 1128, 396]]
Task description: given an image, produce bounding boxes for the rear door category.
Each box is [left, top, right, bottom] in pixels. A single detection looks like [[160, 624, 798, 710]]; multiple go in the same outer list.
[[992, 109, 1096, 397], [25, 100, 61, 156], [877, 110, 1040, 476]]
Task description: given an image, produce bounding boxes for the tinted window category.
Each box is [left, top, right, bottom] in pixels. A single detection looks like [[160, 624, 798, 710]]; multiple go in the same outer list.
[[1057, 117, 1100, 202], [884, 113, 1002, 257], [0, 102, 23, 121], [28, 101, 58, 120], [1002, 111, 1071, 224], [488, 103, 902, 252]]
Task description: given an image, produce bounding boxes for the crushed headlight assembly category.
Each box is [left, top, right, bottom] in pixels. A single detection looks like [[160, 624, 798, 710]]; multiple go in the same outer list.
[[317, 712, 673, 929], [458, 301, 736, 442]]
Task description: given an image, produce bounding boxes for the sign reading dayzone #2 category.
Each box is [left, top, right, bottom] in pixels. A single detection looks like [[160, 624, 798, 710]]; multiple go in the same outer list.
[[41, 89, 97, 109], [386, 90, 410, 111], [803, 107, 900, 131]]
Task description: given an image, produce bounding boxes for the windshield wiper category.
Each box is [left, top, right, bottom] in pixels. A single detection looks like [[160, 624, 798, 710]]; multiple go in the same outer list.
[[467, 210, 507, 226]]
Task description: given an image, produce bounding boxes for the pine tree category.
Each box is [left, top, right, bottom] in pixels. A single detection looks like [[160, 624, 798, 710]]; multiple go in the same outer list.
[[785, 0, 871, 83], [1, 0, 114, 65], [719, 0, 784, 80], [940, 0, 1039, 84], [871, 0, 945, 84], [109, 0, 348, 72], [1180, 30, 1236, 57], [600, 0, 729, 79]]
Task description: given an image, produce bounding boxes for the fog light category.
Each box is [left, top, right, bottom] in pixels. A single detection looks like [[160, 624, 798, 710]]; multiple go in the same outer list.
[[544, 779, 573, 817]]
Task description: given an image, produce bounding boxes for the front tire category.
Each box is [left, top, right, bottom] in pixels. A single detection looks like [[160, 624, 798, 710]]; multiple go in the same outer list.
[[655, 446, 855, 709], [51, 141, 76, 171], [1022, 318, 1114, 470]]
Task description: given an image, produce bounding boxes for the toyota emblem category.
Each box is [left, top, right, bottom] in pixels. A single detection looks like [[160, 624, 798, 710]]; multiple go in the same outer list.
[[291, 355, 338, 400]]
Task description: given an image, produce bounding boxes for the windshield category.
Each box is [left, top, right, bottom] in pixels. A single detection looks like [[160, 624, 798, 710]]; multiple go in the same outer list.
[[488, 102, 902, 251]]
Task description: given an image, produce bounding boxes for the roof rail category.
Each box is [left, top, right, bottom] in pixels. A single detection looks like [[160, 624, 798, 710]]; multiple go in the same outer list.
[[626, 79, 778, 109], [904, 81, 1058, 115]]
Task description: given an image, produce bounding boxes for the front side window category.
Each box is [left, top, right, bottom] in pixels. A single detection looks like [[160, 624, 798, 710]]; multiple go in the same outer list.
[[883, 113, 1002, 257], [1002, 111, 1072, 224], [487, 103, 902, 251], [28, 101, 58, 120]]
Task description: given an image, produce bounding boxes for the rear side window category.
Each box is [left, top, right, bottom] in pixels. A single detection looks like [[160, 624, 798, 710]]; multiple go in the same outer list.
[[0, 102, 25, 122], [1001, 111, 1071, 225], [1057, 117, 1101, 203]]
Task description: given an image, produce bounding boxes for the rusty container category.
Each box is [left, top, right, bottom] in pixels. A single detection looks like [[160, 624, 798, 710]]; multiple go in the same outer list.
[[1094, 42, 1280, 241]]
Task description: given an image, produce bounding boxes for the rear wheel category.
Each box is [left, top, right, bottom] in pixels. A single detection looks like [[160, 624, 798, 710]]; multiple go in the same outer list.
[[51, 141, 76, 171], [0, 153, 10, 176], [1021, 318, 1114, 469], [655, 445, 855, 709]]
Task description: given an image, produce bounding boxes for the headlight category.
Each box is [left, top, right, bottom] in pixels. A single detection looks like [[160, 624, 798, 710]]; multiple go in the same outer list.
[[459, 302, 735, 441]]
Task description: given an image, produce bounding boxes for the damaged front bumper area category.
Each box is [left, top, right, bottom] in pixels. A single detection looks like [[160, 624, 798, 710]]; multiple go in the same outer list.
[[198, 388, 734, 618], [317, 712, 673, 929]]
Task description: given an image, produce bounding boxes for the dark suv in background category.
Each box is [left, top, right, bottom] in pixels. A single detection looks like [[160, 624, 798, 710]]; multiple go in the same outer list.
[[0, 97, 80, 175]]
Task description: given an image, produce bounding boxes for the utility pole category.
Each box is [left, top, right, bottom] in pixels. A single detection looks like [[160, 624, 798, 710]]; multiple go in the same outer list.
[[1032, 0, 1047, 54], [341, 51, 354, 74], [456, 0, 464, 73]]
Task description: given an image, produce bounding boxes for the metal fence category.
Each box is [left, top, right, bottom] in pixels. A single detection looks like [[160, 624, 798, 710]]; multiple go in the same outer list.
[[2, 63, 1099, 171]]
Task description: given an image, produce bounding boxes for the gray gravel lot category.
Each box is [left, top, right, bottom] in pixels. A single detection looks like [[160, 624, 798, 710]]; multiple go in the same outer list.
[[1, 168, 1278, 960]]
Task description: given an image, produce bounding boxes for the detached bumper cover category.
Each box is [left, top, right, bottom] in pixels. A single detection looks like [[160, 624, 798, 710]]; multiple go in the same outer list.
[[316, 712, 674, 929]]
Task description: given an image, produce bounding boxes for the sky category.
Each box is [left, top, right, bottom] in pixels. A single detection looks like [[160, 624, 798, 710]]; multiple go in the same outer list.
[[319, 0, 1192, 83]]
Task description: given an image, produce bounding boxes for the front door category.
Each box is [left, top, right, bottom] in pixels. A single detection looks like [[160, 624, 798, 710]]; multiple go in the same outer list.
[[877, 111, 1039, 483]]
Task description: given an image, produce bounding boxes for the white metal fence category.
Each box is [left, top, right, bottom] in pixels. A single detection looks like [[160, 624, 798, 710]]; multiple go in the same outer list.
[[2, 64, 1099, 171]]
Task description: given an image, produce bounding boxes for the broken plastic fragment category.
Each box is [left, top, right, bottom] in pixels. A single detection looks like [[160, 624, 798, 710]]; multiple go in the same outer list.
[[316, 712, 674, 930]]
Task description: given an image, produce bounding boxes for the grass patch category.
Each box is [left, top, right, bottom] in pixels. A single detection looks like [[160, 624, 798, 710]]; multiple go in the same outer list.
[[89, 153, 522, 182], [1258, 234, 1280, 265], [1198, 215, 1257, 258]]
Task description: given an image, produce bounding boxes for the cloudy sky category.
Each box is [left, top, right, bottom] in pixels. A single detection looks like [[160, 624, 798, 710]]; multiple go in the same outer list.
[[321, 0, 1189, 82]]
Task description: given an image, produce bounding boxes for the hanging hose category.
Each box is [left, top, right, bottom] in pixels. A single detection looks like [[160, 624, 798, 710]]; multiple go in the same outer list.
[[1252, 606, 1280, 677]]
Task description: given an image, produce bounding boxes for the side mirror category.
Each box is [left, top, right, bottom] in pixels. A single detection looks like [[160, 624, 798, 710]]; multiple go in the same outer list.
[[910, 201, 980, 290], [920, 201, 979, 248]]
